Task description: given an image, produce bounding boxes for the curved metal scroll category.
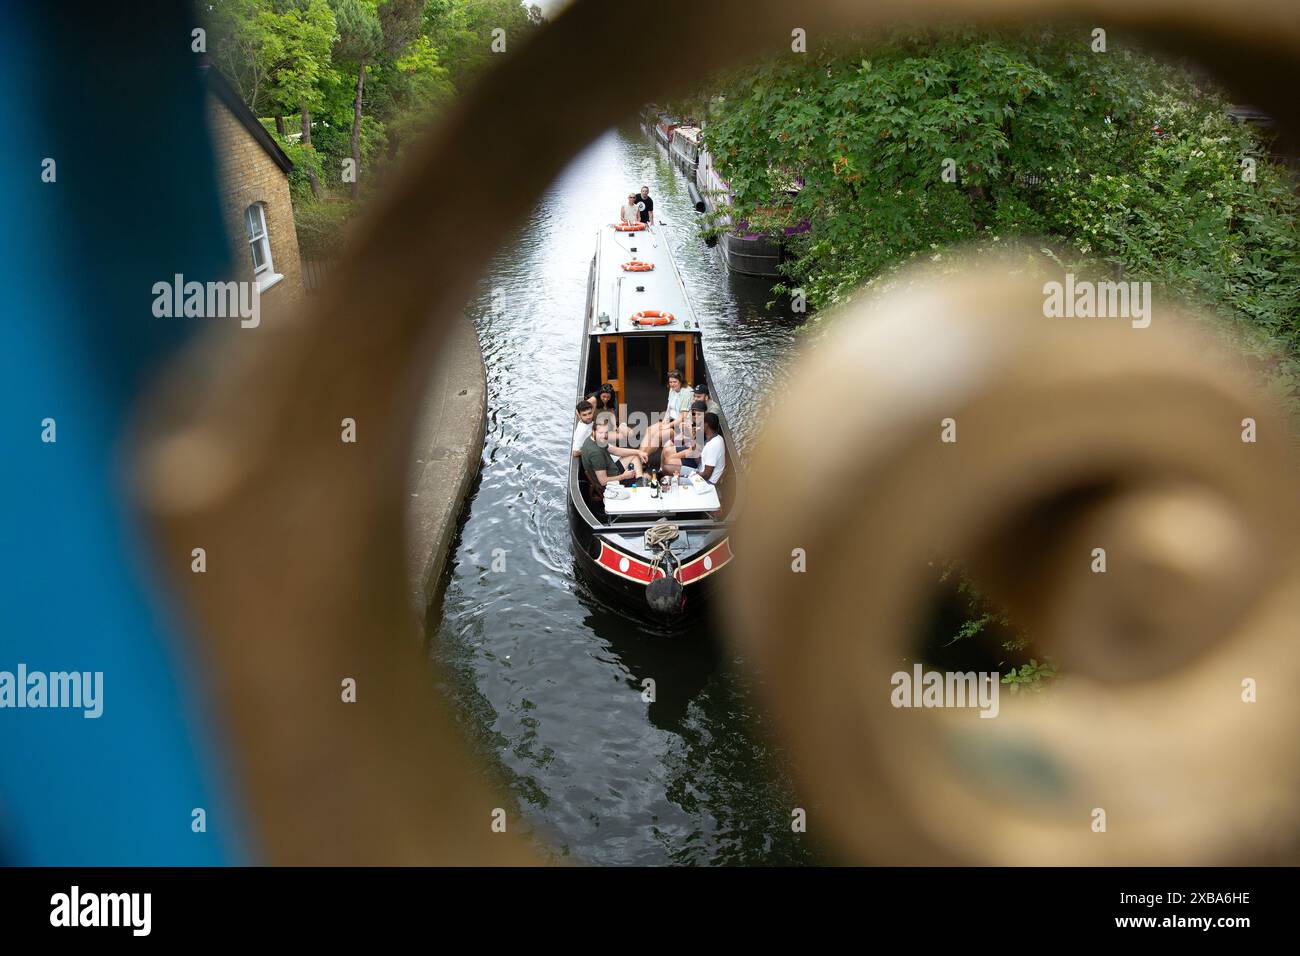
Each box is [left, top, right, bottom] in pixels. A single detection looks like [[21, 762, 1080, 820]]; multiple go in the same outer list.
[[729, 262, 1300, 864]]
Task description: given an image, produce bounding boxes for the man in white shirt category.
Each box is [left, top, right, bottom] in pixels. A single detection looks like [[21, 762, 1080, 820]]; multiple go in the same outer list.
[[699, 412, 726, 485], [572, 400, 594, 457]]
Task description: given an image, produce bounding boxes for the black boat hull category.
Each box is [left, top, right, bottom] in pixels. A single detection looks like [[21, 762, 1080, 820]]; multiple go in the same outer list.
[[720, 231, 784, 278], [568, 501, 732, 615]]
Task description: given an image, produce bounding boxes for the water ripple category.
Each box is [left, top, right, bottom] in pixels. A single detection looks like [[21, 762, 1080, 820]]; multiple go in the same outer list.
[[429, 124, 814, 866]]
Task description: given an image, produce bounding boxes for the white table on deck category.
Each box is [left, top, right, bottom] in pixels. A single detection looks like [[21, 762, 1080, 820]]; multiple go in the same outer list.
[[603, 479, 719, 516]]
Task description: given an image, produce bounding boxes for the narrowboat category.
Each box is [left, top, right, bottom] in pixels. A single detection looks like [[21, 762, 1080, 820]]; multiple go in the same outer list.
[[568, 221, 740, 616], [669, 125, 702, 173], [696, 145, 809, 279], [654, 114, 680, 149]]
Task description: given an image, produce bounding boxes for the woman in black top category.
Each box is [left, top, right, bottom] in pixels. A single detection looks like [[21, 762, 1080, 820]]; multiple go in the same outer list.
[[587, 383, 633, 446]]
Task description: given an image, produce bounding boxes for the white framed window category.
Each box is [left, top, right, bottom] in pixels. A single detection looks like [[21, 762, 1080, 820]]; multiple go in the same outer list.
[[245, 203, 272, 275], [244, 203, 282, 292]]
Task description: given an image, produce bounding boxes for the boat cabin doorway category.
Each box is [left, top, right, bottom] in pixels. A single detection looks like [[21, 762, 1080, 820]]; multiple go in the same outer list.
[[622, 334, 665, 415], [589, 332, 701, 420]]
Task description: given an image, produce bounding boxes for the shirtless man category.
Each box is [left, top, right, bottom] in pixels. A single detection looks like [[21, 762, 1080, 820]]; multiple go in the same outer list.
[[640, 369, 691, 454]]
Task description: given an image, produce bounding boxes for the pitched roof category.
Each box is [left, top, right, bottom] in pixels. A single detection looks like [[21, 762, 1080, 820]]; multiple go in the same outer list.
[[200, 62, 294, 174]]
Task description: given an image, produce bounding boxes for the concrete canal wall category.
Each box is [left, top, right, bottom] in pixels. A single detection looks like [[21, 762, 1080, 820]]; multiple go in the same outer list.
[[407, 315, 487, 611]]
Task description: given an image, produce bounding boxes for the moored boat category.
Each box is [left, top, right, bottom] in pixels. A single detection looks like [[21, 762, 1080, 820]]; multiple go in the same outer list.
[[654, 114, 680, 149], [568, 221, 740, 616], [669, 125, 702, 173], [696, 144, 809, 279]]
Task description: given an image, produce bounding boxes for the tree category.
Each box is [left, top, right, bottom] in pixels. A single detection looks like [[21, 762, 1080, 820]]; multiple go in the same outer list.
[[698, 27, 1300, 406], [378, 0, 422, 58], [272, 0, 335, 197], [330, 0, 383, 198], [206, 0, 279, 114], [366, 33, 453, 162], [208, 0, 333, 120], [373, 0, 430, 160], [424, 0, 543, 92], [202, 0, 550, 255]]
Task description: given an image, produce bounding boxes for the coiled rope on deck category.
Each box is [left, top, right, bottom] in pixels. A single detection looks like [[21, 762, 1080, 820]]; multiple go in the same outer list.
[[644, 521, 680, 581]]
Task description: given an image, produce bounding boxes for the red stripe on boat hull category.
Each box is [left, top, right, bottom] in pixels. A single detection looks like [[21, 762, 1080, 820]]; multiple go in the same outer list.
[[595, 538, 732, 586]]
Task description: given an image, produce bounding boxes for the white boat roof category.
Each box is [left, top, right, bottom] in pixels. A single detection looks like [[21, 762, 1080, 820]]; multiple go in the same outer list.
[[591, 224, 700, 336], [673, 126, 702, 144]]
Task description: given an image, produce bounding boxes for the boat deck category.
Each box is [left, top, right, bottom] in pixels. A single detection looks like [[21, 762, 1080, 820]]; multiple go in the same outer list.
[[590, 224, 700, 335]]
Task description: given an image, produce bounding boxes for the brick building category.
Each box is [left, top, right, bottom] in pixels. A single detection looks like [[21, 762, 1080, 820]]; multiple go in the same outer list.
[[203, 64, 305, 320]]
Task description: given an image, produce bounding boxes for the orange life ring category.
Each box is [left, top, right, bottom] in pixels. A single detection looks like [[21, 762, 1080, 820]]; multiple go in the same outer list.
[[614, 222, 646, 232], [622, 260, 655, 272], [631, 310, 675, 326]]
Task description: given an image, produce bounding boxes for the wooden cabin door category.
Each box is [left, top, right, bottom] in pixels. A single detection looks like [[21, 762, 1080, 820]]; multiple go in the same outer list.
[[596, 335, 626, 409], [667, 333, 695, 388]]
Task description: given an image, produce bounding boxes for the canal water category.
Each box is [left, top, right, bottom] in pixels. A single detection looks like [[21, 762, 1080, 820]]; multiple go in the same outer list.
[[427, 124, 814, 864]]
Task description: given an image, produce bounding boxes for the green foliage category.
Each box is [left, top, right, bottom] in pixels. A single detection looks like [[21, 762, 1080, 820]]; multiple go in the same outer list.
[[936, 560, 1061, 692], [1002, 659, 1061, 694], [292, 198, 357, 259], [268, 0, 336, 117], [937, 561, 1027, 653], [378, 0, 424, 57], [424, 0, 544, 92], [699, 26, 1300, 400], [329, 0, 383, 66], [309, 110, 388, 182], [206, 0, 337, 117], [204, 0, 543, 236], [364, 33, 453, 161], [261, 121, 324, 202]]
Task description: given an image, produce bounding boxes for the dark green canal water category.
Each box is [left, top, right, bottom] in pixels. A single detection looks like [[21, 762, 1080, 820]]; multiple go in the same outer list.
[[426, 124, 817, 864]]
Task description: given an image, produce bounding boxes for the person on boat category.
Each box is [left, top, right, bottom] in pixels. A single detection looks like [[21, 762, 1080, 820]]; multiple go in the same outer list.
[[644, 444, 685, 478], [639, 369, 690, 453], [697, 412, 726, 485], [619, 193, 640, 226], [677, 399, 708, 470], [637, 186, 655, 225], [589, 383, 618, 415], [665, 369, 692, 422], [581, 417, 643, 491], [574, 398, 644, 468], [571, 400, 595, 458], [588, 384, 634, 446], [692, 382, 721, 416]]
